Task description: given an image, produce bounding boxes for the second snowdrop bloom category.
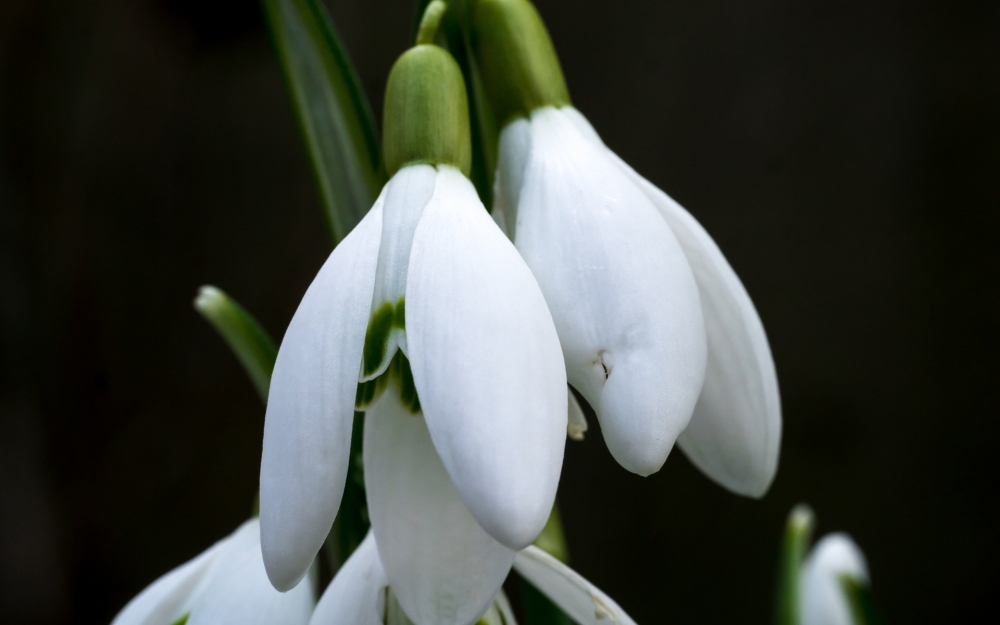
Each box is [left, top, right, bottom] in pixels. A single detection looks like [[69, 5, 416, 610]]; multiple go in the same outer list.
[[800, 534, 875, 625], [472, 0, 781, 495], [260, 11, 567, 623], [111, 519, 314, 625]]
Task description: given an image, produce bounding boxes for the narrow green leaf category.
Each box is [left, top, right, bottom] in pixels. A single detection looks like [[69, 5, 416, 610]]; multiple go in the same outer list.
[[261, 0, 386, 244], [170, 613, 190, 625], [194, 286, 278, 403], [775, 505, 816, 625], [840, 575, 887, 625]]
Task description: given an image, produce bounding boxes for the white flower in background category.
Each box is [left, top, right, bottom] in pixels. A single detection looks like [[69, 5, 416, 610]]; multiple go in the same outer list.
[[310, 531, 637, 625], [800, 534, 874, 625], [260, 31, 566, 625], [111, 519, 313, 625], [473, 0, 780, 496]]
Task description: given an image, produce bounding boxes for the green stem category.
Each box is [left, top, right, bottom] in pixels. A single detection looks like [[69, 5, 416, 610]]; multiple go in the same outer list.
[[416, 0, 448, 45], [775, 505, 815, 625]]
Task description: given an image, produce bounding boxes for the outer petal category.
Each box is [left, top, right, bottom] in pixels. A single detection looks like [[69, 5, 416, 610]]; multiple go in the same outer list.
[[406, 166, 567, 549], [185, 520, 314, 625], [609, 147, 781, 497], [364, 386, 515, 625], [260, 199, 383, 590], [309, 532, 387, 625], [111, 539, 226, 625], [513, 546, 637, 625], [800, 534, 870, 625], [508, 106, 707, 476]]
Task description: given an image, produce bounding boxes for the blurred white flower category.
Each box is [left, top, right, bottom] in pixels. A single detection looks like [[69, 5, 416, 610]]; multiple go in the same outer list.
[[800, 534, 873, 625], [493, 105, 781, 496], [310, 531, 636, 625], [111, 519, 313, 625], [259, 162, 566, 619]]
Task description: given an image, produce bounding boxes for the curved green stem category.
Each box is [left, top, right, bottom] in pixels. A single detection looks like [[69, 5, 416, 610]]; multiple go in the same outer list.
[[416, 0, 448, 45]]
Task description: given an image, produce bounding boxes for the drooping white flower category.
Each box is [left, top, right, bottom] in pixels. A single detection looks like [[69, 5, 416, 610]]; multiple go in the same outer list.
[[259, 34, 567, 624], [111, 519, 314, 625], [799, 534, 873, 625], [311, 531, 636, 625], [473, 0, 781, 496]]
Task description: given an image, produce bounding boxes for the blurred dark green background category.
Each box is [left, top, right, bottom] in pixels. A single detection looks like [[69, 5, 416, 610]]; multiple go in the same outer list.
[[1, 1, 997, 623]]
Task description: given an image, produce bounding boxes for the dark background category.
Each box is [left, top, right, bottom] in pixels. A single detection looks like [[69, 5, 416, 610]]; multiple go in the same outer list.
[[2, 0, 998, 623]]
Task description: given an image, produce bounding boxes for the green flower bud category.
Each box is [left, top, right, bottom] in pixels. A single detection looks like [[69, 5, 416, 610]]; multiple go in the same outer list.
[[382, 42, 472, 178], [471, 0, 570, 127]]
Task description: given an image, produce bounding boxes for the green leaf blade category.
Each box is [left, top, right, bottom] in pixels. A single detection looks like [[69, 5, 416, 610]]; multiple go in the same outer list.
[[261, 0, 386, 244], [194, 286, 278, 403]]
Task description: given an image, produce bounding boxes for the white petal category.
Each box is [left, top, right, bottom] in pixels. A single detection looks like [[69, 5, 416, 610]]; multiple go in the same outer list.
[[490, 171, 510, 237], [364, 385, 515, 625], [111, 538, 226, 625], [567, 389, 587, 441], [506, 106, 707, 476], [406, 166, 567, 549], [800, 534, 870, 625], [184, 520, 314, 625], [514, 546, 637, 625], [363, 165, 438, 380], [612, 154, 781, 497], [309, 532, 387, 625], [495, 117, 532, 241], [260, 199, 383, 590]]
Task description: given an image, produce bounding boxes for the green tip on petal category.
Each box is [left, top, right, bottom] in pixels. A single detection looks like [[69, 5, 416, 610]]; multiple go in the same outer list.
[[471, 0, 570, 127], [775, 504, 816, 625], [169, 613, 190, 625], [383, 45, 472, 178]]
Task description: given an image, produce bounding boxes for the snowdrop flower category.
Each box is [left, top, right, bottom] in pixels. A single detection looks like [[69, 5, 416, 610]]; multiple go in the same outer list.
[[800, 534, 876, 625], [311, 531, 637, 625], [471, 0, 781, 495], [111, 519, 314, 625], [260, 9, 566, 622]]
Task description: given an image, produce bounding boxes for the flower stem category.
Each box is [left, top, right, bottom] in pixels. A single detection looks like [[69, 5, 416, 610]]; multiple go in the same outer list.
[[775, 505, 815, 625], [416, 0, 448, 45]]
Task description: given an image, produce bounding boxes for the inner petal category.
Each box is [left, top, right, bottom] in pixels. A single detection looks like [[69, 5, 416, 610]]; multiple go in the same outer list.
[[361, 164, 437, 381]]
